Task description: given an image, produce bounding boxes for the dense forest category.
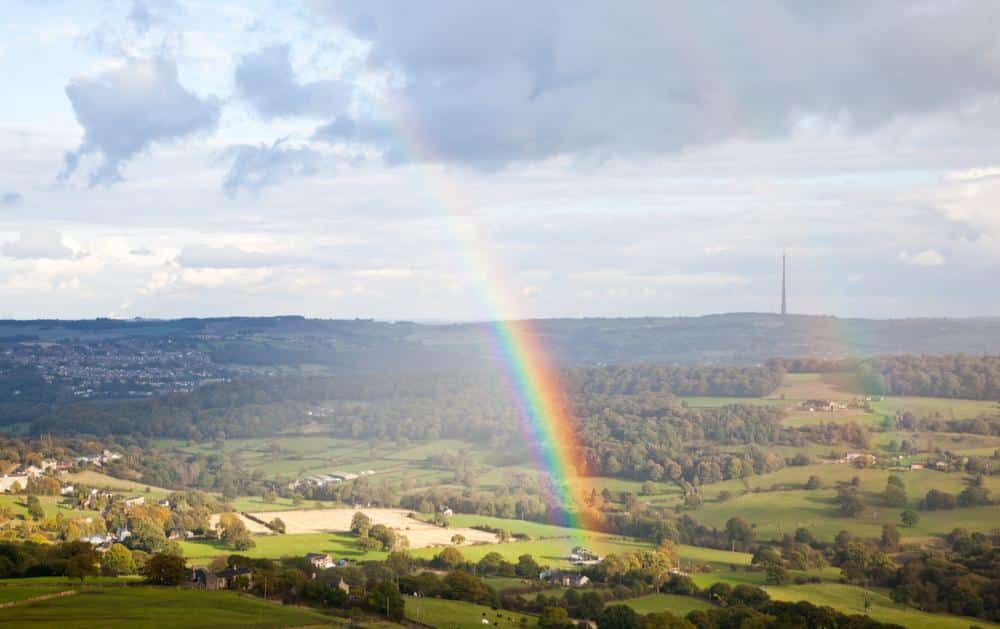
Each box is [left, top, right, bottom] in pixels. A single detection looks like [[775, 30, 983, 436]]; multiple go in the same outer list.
[[8, 364, 783, 441], [858, 354, 1000, 400]]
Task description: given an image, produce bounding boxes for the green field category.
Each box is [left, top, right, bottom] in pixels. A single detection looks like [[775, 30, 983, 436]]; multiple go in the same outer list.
[[0, 585, 69, 604], [180, 531, 388, 565], [765, 583, 1000, 629], [871, 396, 1000, 421], [405, 596, 534, 629], [0, 585, 336, 628], [60, 471, 170, 496], [0, 494, 101, 522], [620, 593, 712, 616]]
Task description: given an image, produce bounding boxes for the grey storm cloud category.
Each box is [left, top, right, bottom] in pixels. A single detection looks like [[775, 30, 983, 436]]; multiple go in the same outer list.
[[2, 230, 73, 260], [220, 139, 322, 197], [177, 244, 304, 269], [305, 0, 1000, 166], [1, 192, 22, 206], [60, 57, 221, 186], [234, 45, 350, 119]]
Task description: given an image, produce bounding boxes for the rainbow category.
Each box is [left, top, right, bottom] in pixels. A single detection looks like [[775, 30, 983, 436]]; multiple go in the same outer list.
[[383, 96, 594, 535]]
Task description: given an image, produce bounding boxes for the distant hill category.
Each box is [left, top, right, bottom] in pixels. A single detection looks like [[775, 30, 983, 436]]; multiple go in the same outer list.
[[2, 313, 1000, 367]]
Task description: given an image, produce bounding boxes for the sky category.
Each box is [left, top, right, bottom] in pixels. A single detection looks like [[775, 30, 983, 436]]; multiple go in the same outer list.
[[2, 1, 1000, 321]]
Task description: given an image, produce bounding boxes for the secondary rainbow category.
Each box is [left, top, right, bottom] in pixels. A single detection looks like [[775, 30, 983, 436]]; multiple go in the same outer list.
[[382, 96, 594, 533]]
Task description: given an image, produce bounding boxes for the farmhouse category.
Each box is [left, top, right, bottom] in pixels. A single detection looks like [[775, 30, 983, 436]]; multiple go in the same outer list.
[[194, 566, 253, 590], [541, 570, 590, 587], [289, 471, 360, 490], [306, 553, 334, 570], [123, 496, 145, 508], [803, 399, 849, 412]]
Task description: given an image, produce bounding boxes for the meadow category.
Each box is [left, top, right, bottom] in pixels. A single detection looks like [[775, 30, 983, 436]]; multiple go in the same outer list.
[[404, 596, 534, 629], [764, 583, 1000, 629], [619, 593, 712, 616], [0, 582, 337, 628]]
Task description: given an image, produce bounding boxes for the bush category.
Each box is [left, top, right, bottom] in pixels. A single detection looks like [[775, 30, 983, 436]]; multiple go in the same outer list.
[[142, 553, 188, 585]]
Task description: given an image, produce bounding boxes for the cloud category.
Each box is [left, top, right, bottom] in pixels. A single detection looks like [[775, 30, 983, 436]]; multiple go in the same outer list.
[[308, 1, 1000, 167], [1, 192, 22, 206], [59, 56, 221, 186], [2, 230, 74, 260], [234, 45, 350, 119], [898, 249, 945, 267], [129, 246, 154, 256], [220, 138, 322, 197], [127, 0, 177, 34], [176, 243, 301, 269], [946, 166, 1000, 182]]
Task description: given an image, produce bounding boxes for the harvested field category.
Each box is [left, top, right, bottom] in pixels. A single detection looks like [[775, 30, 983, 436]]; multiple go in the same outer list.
[[247, 508, 497, 548]]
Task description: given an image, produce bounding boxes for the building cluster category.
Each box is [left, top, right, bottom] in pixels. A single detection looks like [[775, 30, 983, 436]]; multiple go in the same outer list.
[[1, 338, 233, 399], [0, 450, 127, 493], [192, 556, 352, 591], [287, 470, 375, 490]]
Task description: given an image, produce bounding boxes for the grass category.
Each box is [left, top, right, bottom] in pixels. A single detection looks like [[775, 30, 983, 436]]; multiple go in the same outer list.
[[0, 494, 101, 522], [765, 582, 1000, 629], [690, 486, 1000, 542], [0, 585, 68, 604], [405, 596, 534, 629], [679, 397, 782, 409], [180, 531, 388, 565], [0, 585, 336, 628], [620, 593, 712, 616], [60, 471, 170, 496], [871, 396, 1000, 421]]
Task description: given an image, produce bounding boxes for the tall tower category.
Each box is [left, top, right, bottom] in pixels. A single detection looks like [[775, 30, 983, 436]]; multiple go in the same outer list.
[[781, 251, 787, 316]]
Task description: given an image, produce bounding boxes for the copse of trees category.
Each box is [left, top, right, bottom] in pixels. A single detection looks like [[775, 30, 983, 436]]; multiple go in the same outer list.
[[859, 354, 1000, 400]]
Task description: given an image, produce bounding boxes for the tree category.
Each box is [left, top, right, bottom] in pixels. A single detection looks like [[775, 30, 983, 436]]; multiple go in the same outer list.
[[128, 519, 167, 553], [539, 606, 574, 629], [100, 543, 136, 576], [725, 517, 754, 551], [268, 517, 286, 534], [805, 475, 823, 490], [751, 546, 782, 568], [450, 533, 466, 545], [516, 554, 541, 579], [957, 485, 991, 507], [880, 524, 901, 551], [597, 604, 642, 629], [765, 564, 789, 585], [579, 590, 605, 620], [900, 509, 919, 528], [434, 546, 464, 569], [921, 489, 957, 511], [477, 551, 509, 576], [837, 489, 866, 518], [883, 483, 907, 508], [66, 551, 98, 584], [367, 581, 404, 620], [350, 512, 372, 536], [143, 553, 189, 585], [26, 495, 44, 521], [219, 518, 255, 551]]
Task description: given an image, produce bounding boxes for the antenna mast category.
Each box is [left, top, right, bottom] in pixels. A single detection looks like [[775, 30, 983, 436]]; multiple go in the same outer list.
[[781, 252, 787, 316]]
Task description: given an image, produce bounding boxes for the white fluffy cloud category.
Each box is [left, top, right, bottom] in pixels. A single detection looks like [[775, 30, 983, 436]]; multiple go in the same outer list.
[[2, 230, 74, 260], [898, 249, 945, 267]]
